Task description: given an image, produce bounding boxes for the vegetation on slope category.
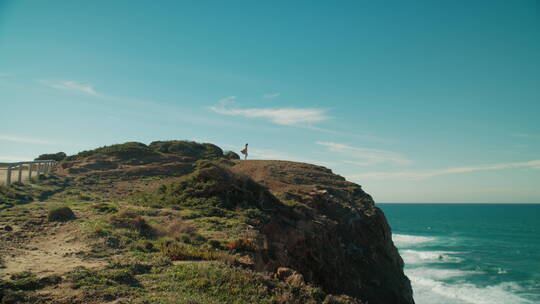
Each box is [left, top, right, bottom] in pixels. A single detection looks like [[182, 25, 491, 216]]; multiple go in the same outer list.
[[0, 175, 71, 209], [0, 140, 410, 304], [65, 142, 160, 161], [131, 160, 279, 218], [149, 140, 223, 159], [0, 187, 342, 303], [65, 140, 223, 162], [0, 272, 61, 303]]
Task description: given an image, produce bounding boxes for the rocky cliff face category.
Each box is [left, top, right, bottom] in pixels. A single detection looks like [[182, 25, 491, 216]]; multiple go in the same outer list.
[[231, 161, 414, 304], [53, 142, 414, 304]]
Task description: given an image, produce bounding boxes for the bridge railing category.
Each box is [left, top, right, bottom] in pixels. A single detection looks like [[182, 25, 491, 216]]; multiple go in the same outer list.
[[0, 160, 57, 186]]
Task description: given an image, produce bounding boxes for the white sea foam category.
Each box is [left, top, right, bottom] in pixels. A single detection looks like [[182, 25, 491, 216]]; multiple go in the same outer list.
[[393, 233, 534, 303], [405, 267, 482, 280], [400, 250, 464, 265], [408, 274, 533, 304], [392, 234, 436, 247]]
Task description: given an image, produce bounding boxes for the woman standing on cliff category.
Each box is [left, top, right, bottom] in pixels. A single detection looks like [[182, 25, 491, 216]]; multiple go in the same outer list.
[[240, 143, 248, 160]]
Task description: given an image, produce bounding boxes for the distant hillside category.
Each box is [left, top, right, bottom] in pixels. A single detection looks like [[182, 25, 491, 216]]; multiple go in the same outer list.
[[0, 141, 413, 304]]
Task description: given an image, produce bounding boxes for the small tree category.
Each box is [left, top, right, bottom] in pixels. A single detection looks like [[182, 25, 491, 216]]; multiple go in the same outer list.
[[35, 152, 67, 161]]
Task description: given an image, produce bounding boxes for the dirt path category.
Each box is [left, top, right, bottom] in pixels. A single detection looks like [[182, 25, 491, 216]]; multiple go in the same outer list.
[[0, 206, 105, 278], [1, 225, 105, 278]]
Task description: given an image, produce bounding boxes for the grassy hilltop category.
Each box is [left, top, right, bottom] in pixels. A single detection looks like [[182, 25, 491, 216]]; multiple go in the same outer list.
[[0, 141, 413, 304]]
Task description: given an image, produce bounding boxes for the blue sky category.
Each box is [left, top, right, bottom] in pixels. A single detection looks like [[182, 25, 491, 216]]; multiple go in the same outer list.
[[1, 0, 539, 203]]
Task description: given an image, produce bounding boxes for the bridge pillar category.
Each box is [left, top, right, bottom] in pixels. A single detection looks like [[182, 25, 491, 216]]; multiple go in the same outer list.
[[5, 167, 11, 186], [18, 165, 23, 183], [28, 163, 33, 180]]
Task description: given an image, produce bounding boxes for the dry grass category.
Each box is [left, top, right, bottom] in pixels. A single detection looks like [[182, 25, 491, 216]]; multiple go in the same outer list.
[[225, 238, 258, 252], [165, 219, 196, 238], [159, 242, 228, 261]]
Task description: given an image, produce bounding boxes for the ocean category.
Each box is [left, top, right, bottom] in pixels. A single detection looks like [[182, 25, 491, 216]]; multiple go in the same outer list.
[[379, 203, 540, 304]]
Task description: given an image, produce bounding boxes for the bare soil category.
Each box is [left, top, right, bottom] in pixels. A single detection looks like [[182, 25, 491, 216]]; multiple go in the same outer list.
[[0, 206, 105, 279]]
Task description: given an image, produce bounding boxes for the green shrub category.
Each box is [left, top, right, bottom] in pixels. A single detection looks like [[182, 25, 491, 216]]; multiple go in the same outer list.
[[109, 210, 154, 237], [138, 263, 326, 304], [133, 240, 156, 252], [91, 202, 118, 213], [208, 239, 222, 249], [5, 272, 61, 290], [47, 207, 76, 222], [67, 263, 150, 300], [224, 151, 240, 160], [34, 152, 66, 161], [0, 290, 26, 303], [78, 194, 92, 201], [0, 271, 62, 302], [323, 295, 365, 304], [67, 142, 159, 161], [0, 185, 33, 207], [149, 140, 223, 159]]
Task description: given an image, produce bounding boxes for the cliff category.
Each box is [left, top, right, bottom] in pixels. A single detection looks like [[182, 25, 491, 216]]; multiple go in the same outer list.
[[231, 160, 413, 303], [0, 141, 413, 304]]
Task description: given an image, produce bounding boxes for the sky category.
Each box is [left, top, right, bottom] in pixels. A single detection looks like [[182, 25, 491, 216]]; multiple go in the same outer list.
[[1, 0, 539, 203]]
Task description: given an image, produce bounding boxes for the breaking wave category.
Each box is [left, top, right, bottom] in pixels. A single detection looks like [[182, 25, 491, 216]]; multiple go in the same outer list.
[[395, 234, 534, 304], [409, 274, 533, 304], [392, 234, 436, 247]]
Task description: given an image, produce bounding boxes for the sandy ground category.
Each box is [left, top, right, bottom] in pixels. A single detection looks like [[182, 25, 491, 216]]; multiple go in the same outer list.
[[0, 208, 106, 279], [0, 206, 110, 303], [1, 224, 105, 278]]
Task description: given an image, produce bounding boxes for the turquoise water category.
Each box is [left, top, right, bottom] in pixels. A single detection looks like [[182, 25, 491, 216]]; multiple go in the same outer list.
[[379, 204, 540, 304]]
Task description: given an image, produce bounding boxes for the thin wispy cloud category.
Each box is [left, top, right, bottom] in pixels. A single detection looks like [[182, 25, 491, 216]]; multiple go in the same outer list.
[[39, 79, 228, 129], [0, 72, 23, 88], [213, 101, 390, 140], [42, 79, 164, 107], [512, 133, 540, 139], [262, 92, 280, 99], [42, 79, 160, 107], [347, 160, 540, 180], [316, 141, 410, 166], [43, 80, 99, 96], [217, 96, 237, 106], [0, 135, 57, 145], [209, 96, 329, 126]]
